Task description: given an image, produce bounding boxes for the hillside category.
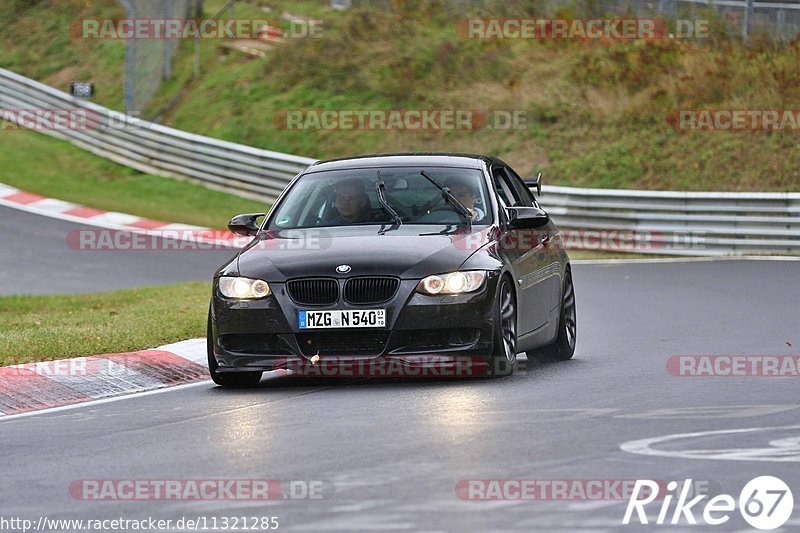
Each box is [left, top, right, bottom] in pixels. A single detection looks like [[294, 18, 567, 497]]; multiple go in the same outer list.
[[2, 0, 799, 191]]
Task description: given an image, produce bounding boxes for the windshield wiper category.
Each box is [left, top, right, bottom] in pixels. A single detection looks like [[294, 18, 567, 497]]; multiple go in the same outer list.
[[419, 170, 472, 230], [375, 171, 402, 234]]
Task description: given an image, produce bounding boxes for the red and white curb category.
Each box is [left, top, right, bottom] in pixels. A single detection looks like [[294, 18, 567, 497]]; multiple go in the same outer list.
[[0, 183, 243, 248], [0, 339, 209, 418]]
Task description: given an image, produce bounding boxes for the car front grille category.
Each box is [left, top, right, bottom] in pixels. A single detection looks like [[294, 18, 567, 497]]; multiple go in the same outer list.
[[344, 277, 399, 304], [296, 331, 390, 357], [390, 328, 481, 353], [286, 278, 339, 306], [219, 334, 286, 355]]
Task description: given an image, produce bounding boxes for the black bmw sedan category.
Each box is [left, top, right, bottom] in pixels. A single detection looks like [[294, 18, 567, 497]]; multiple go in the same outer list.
[[208, 153, 576, 387]]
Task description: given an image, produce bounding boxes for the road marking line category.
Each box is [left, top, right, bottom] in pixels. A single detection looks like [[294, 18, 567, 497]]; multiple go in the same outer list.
[[620, 425, 800, 462]]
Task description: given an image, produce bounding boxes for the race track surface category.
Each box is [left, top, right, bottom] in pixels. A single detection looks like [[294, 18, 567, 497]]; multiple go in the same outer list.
[[0, 205, 237, 295], [2, 259, 799, 531]]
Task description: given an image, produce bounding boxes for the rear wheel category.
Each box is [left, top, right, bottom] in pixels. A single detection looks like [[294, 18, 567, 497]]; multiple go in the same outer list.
[[533, 268, 576, 362], [207, 309, 262, 388], [488, 278, 517, 377]]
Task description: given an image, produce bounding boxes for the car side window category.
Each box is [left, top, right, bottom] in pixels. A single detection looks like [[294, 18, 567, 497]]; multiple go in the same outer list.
[[492, 166, 523, 208], [505, 167, 537, 208]]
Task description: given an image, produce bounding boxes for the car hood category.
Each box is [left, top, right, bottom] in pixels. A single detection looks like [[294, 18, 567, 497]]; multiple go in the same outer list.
[[234, 225, 495, 281]]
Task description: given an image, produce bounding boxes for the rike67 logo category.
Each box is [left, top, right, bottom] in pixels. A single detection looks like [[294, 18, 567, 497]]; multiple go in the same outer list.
[[624, 476, 793, 530]]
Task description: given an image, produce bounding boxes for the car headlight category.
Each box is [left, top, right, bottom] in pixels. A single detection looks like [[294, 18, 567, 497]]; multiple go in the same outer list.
[[218, 276, 271, 299], [416, 271, 486, 295]]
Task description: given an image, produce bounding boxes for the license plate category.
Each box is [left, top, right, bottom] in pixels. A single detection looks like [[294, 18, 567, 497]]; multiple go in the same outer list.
[[298, 309, 386, 329]]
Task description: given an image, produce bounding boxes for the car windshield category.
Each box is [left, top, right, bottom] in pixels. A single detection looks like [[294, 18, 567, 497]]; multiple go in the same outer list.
[[268, 167, 491, 230]]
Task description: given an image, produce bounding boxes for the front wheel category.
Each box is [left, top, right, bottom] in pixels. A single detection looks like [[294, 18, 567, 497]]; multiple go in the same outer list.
[[207, 309, 262, 388], [487, 278, 517, 377], [533, 268, 576, 362]]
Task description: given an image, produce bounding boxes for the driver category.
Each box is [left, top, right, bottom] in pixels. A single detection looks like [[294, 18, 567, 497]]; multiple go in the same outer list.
[[443, 176, 484, 221], [329, 178, 372, 224]]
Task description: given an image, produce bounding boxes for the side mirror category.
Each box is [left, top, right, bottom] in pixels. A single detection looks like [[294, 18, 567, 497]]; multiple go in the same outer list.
[[507, 206, 549, 229], [228, 213, 265, 236], [525, 172, 542, 196]]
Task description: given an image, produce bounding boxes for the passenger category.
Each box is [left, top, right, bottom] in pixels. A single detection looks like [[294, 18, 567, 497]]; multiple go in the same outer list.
[[443, 176, 484, 221]]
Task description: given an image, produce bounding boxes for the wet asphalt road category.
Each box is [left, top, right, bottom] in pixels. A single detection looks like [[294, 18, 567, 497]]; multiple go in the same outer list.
[[0, 204, 236, 295], [2, 259, 799, 531]]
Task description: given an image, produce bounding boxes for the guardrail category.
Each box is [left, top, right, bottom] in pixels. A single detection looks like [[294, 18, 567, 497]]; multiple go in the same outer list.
[[0, 68, 316, 201], [1, 68, 798, 256], [539, 185, 800, 255]]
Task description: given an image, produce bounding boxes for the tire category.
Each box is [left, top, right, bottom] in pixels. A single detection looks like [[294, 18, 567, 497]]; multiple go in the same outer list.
[[207, 309, 262, 388], [487, 277, 517, 377], [533, 268, 576, 362]]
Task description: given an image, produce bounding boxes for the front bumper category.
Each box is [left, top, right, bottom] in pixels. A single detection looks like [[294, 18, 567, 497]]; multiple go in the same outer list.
[[210, 274, 500, 373]]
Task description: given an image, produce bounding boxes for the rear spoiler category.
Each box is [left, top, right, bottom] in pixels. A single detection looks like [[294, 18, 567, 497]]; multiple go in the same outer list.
[[524, 172, 542, 196]]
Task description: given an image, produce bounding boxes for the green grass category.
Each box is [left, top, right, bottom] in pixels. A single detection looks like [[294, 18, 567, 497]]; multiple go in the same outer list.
[[4, 0, 800, 209], [0, 282, 209, 365], [0, 0, 127, 110], [0, 129, 269, 229], [156, 4, 800, 191]]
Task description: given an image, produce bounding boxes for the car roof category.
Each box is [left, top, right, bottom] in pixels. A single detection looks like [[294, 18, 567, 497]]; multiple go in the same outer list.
[[306, 152, 506, 172]]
